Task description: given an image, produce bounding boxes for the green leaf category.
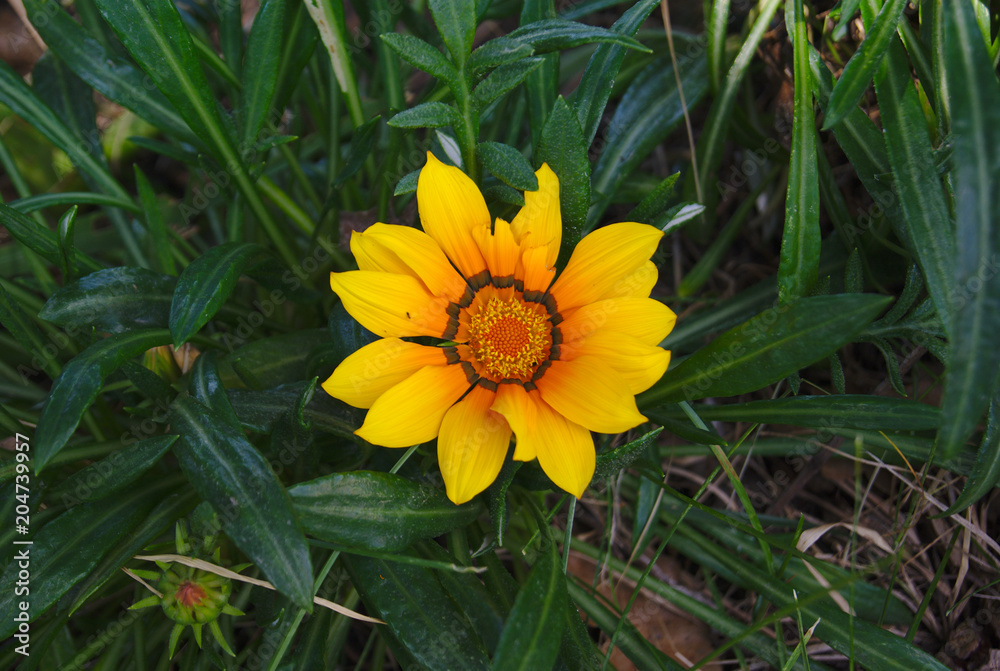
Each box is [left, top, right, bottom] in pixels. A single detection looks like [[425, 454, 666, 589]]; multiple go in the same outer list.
[[478, 142, 538, 191], [428, 0, 476, 66], [468, 37, 536, 74], [239, 0, 287, 153], [471, 57, 544, 109], [537, 97, 590, 255], [592, 428, 663, 482], [0, 481, 161, 639], [35, 328, 173, 471], [221, 329, 334, 388], [344, 551, 491, 671], [589, 52, 709, 227], [9, 192, 139, 215], [653, 396, 939, 431], [571, 0, 660, 146], [169, 393, 313, 609], [394, 168, 421, 196], [21, 0, 198, 143], [778, 0, 821, 302], [134, 166, 177, 275], [874, 38, 956, 336], [332, 115, 381, 187], [640, 294, 892, 406], [942, 397, 1000, 514], [289, 471, 481, 552], [227, 382, 357, 438], [39, 267, 175, 334], [190, 351, 242, 429], [506, 19, 649, 54], [937, 0, 1000, 461], [823, 0, 908, 130], [388, 102, 463, 129], [0, 283, 61, 380], [490, 549, 566, 671], [47, 436, 178, 506], [381, 32, 459, 86], [169, 242, 269, 346], [0, 203, 102, 274], [92, 0, 230, 157]]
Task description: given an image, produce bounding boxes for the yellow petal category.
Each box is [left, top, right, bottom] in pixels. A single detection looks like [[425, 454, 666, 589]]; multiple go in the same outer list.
[[510, 163, 561, 267], [356, 364, 471, 447], [352, 223, 467, 300], [535, 355, 646, 434], [330, 271, 451, 338], [549, 223, 663, 311], [473, 218, 519, 279], [417, 152, 489, 279], [559, 297, 677, 346], [438, 386, 512, 504], [530, 393, 594, 498], [615, 260, 658, 299], [491, 383, 538, 461], [322, 338, 448, 408], [518, 244, 555, 294], [561, 331, 670, 394]]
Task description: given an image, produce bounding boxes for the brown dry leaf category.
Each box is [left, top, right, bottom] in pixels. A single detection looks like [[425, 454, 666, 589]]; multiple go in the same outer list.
[[567, 553, 719, 670]]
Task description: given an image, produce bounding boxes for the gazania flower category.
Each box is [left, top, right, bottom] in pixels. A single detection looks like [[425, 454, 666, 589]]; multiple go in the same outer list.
[[323, 153, 676, 504]]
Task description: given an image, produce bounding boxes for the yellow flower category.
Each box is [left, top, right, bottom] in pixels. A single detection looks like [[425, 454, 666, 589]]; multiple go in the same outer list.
[[323, 153, 676, 504]]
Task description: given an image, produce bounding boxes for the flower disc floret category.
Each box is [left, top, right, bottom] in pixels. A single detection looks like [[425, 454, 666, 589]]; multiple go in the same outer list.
[[467, 295, 551, 381]]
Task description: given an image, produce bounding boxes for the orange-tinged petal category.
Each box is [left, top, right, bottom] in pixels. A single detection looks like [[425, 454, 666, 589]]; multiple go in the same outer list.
[[492, 383, 537, 461], [549, 223, 663, 311], [510, 163, 561, 267], [535, 355, 646, 434], [352, 223, 467, 300], [417, 152, 489, 278], [518, 244, 555, 294], [438, 386, 512, 503], [560, 331, 670, 394], [356, 364, 471, 447], [473, 218, 519, 279], [322, 338, 448, 408], [330, 271, 451, 338], [559, 297, 677, 346]]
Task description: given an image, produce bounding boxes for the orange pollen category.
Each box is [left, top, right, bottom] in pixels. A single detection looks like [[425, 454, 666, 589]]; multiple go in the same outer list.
[[176, 580, 207, 608], [468, 296, 550, 381]]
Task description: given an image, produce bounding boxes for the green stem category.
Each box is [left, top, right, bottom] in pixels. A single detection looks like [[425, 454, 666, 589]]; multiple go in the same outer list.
[[304, 0, 365, 128]]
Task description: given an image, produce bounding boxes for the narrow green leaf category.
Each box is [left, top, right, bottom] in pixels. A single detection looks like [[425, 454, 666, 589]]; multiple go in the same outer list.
[[571, 0, 660, 146], [48, 436, 178, 505], [478, 142, 538, 191], [823, 0, 908, 129], [0, 283, 61, 380], [507, 19, 649, 54], [190, 351, 242, 429], [22, 0, 198, 144], [490, 549, 566, 671], [239, 0, 287, 153], [35, 328, 172, 471], [134, 165, 176, 275], [640, 294, 892, 406], [344, 552, 491, 671], [388, 102, 463, 129], [652, 396, 939, 431], [942, 397, 1000, 514], [592, 428, 663, 482], [778, 0, 821, 302], [937, 0, 1000, 460], [227, 382, 357, 438], [9, 192, 138, 214], [170, 394, 313, 609], [221, 329, 334, 388], [874, 37, 956, 336], [169, 242, 269, 345], [468, 37, 536, 74], [332, 115, 381, 187], [40, 267, 174, 334], [0, 482, 161, 639], [537, 97, 590, 255], [589, 51, 709, 227], [92, 0, 229, 157], [381, 32, 460, 85], [428, 0, 476, 66], [471, 57, 544, 109], [289, 471, 481, 552]]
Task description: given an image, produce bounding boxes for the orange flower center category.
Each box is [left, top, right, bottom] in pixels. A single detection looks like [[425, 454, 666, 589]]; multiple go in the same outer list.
[[176, 580, 207, 608], [468, 296, 551, 382]]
